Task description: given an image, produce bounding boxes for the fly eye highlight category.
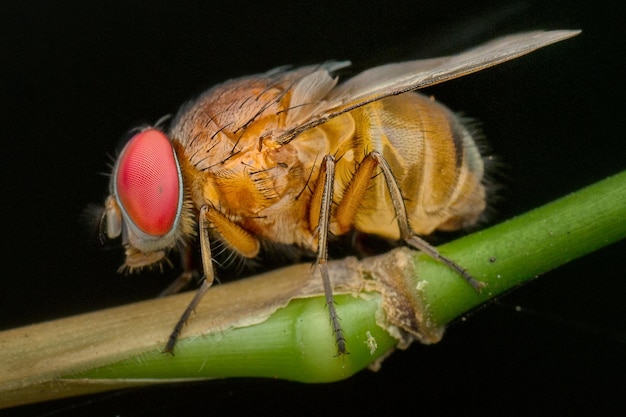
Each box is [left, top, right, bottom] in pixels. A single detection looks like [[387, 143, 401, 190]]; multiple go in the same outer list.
[[113, 128, 183, 238]]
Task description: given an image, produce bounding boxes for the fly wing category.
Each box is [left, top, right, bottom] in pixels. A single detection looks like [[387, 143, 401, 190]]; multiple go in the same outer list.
[[277, 30, 580, 143], [283, 61, 351, 127]]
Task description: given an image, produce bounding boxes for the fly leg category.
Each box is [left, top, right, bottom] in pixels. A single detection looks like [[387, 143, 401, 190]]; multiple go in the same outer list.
[[334, 151, 484, 291], [164, 205, 260, 354], [164, 205, 214, 353], [309, 155, 347, 354], [158, 244, 199, 297]]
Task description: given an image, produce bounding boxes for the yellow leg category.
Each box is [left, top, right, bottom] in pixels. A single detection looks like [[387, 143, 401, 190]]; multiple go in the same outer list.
[[165, 205, 260, 353]]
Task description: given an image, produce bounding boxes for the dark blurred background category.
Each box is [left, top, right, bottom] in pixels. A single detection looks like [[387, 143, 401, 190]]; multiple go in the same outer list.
[[1, 1, 624, 416]]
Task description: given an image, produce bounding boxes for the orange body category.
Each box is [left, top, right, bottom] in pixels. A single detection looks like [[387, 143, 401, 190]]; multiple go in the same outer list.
[[170, 74, 485, 258]]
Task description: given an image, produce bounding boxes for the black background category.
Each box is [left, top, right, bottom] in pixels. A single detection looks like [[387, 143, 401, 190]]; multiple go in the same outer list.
[[2, 1, 624, 416]]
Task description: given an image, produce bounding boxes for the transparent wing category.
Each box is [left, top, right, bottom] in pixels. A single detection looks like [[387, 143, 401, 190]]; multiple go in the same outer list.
[[277, 30, 580, 143]]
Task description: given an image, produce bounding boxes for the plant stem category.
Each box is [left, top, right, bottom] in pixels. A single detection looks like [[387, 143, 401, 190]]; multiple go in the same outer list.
[[1, 171, 625, 409], [414, 169, 626, 332]]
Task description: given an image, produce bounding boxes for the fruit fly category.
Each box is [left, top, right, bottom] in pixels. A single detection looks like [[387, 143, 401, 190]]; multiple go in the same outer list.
[[98, 30, 579, 354]]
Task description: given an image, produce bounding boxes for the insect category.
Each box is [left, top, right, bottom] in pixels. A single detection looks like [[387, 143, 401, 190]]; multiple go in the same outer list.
[[98, 30, 579, 354]]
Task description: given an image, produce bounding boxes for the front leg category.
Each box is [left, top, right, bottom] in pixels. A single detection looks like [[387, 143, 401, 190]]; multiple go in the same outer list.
[[165, 205, 260, 354], [158, 243, 199, 297]]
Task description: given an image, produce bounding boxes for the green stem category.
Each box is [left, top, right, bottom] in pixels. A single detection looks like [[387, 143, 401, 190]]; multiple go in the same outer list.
[[416, 170, 626, 329], [0, 171, 624, 409]]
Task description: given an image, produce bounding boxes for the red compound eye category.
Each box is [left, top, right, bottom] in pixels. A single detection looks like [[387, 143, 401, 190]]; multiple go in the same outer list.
[[115, 129, 181, 237]]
